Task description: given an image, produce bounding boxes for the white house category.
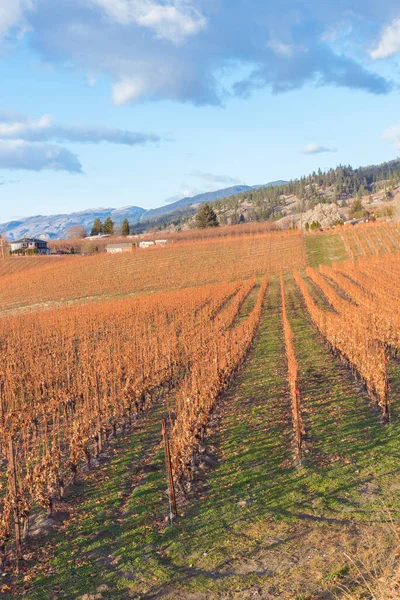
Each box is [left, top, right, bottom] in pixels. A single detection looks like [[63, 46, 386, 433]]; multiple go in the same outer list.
[[105, 243, 133, 253], [10, 237, 50, 255]]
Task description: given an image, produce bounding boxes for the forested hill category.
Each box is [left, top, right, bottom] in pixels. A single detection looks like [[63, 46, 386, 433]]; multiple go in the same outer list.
[[140, 181, 287, 222], [131, 158, 400, 232], [205, 159, 400, 225]]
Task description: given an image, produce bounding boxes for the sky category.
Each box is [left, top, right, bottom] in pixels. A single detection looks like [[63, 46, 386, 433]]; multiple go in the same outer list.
[[1, 0, 400, 222]]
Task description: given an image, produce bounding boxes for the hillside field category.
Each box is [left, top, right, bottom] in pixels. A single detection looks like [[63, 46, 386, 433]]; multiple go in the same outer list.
[[0, 224, 400, 600]]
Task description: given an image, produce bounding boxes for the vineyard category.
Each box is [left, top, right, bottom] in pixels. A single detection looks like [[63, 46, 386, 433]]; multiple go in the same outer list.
[[0, 230, 305, 313], [0, 224, 400, 599], [0, 255, 70, 278]]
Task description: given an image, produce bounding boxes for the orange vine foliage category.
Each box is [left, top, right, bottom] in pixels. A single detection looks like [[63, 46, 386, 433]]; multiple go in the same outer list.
[[0, 277, 262, 557], [322, 254, 400, 354], [280, 275, 304, 460], [170, 276, 269, 483], [294, 269, 389, 419], [0, 230, 305, 313], [0, 256, 71, 277], [340, 223, 400, 260]]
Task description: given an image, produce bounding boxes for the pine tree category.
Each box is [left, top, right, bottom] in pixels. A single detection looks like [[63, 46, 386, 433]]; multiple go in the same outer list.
[[122, 218, 130, 236], [103, 216, 114, 235], [350, 197, 363, 215], [90, 218, 103, 236], [195, 203, 219, 229]]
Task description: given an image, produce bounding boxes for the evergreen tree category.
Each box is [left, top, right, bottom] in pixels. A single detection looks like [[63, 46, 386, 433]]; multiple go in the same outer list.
[[350, 197, 363, 215], [122, 218, 130, 236], [90, 218, 103, 236], [103, 216, 114, 235], [195, 203, 219, 228]]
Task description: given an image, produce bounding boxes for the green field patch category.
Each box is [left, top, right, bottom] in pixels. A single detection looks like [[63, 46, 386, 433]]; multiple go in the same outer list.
[[306, 233, 348, 267]]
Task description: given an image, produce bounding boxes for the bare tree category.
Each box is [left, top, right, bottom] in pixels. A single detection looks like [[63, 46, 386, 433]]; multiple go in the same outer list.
[[65, 225, 87, 239]]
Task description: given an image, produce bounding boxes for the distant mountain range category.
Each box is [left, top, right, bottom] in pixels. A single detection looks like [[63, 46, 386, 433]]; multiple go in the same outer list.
[[0, 206, 146, 242], [0, 181, 287, 240]]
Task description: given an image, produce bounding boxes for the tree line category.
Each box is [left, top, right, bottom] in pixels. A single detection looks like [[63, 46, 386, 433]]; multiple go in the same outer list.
[[214, 159, 400, 218], [90, 217, 130, 236]]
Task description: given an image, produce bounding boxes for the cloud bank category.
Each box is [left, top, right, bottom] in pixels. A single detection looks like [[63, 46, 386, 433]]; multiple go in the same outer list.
[[0, 1, 398, 105], [0, 112, 161, 145], [0, 111, 162, 172]]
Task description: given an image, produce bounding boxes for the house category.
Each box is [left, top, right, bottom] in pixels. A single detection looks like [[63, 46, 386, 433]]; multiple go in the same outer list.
[[138, 241, 155, 248], [155, 239, 168, 246], [10, 237, 50, 255], [105, 243, 133, 254]]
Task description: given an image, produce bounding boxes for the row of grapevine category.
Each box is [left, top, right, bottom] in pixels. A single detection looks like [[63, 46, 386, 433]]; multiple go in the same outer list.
[[170, 277, 269, 484], [341, 223, 400, 260], [280, 275, 304, 461], [323, 258, 400, 353], [0, 278, 255, 562], [293, 269, 389, 420]]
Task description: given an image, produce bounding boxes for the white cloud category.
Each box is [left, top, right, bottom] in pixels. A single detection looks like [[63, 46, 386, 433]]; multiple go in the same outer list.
[[112, 77, 148, 105], [0, 0, 34, 38], [383, 124, 400, 149], [0, 110, 164, 173], [300, 144, 338, 155], [88, 0, 206, 44], [0, 140, 82, 173], [267, 40, 295, 59], [0, 114, 51, 138], [371, 19, 400, 60], [0, 111, 162, 145]]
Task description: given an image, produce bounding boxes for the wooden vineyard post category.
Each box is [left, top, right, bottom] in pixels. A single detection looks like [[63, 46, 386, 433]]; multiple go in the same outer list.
[[294, 389, 302, 462], [8, 439, 22, 555], [161, 418, 177, 521], [383, 353, 390, 424], [0, 384, 4, 458]]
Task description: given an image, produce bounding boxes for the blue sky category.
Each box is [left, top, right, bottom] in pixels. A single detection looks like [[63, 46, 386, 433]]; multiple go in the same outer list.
[[1, 0, 400, 221]]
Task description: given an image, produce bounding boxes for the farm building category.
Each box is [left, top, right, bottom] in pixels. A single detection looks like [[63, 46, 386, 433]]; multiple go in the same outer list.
[[10, 237, 50, 255], [105, 243, 133, 254], [138, 239, 169, 248], [84, 234, 111, 241]]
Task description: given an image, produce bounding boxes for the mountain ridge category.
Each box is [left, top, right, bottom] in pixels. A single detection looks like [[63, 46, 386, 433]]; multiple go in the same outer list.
[[0, 181, 287, 240]]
